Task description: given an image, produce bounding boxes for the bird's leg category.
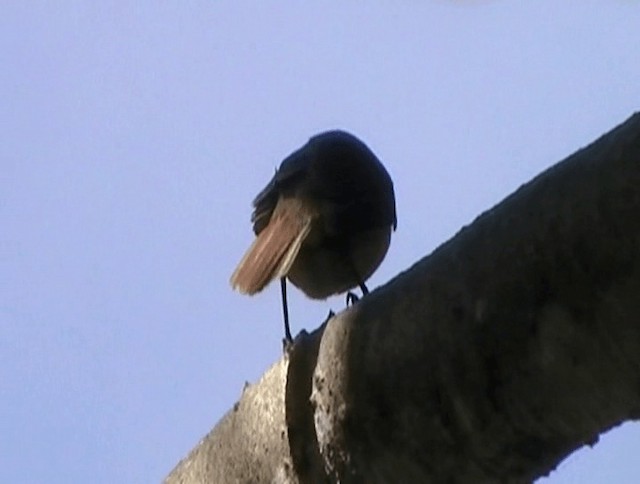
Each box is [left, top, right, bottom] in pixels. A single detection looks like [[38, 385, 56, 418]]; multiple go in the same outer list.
[[345, 256, 369, 306], [346, 291, 359, 306], [281, 277, 293, 343], [346, 281, 369, 306]]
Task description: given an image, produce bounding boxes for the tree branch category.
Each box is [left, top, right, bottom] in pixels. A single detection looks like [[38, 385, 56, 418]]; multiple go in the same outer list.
[[166, 113, 640, 483]]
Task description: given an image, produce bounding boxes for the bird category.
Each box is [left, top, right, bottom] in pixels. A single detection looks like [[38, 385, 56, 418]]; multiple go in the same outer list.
[[230, 130, 397, 342]]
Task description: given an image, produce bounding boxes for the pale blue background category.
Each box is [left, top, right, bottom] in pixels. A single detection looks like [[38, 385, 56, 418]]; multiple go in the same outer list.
[[2, 2, 639, 483]]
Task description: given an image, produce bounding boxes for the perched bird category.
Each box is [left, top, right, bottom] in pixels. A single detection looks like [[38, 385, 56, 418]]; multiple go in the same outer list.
[[230, 130, 397, 342]]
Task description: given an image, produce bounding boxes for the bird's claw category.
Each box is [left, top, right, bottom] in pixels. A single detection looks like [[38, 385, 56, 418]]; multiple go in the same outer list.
[[346, 291, 359, 306]]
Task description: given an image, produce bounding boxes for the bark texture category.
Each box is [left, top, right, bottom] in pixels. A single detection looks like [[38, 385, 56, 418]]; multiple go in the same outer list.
[[166, 113, 640, 483]]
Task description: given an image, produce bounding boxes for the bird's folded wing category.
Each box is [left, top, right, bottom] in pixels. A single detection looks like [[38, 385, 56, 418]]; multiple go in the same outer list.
[[230, 199, 313, 295]]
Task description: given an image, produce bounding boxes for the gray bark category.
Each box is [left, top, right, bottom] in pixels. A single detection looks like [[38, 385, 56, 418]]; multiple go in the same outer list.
[[166, 113, 640, 483]]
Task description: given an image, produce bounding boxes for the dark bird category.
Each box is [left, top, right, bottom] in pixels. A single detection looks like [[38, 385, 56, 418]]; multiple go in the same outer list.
[[230, 130, 397, 342]]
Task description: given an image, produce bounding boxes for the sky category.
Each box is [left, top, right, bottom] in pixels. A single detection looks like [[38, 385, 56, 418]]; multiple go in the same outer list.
[[1, 1, 639, 483]]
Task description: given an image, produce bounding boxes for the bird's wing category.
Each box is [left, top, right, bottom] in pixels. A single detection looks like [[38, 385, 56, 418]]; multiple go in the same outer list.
[[231, 198, 313, 295], [250, 146, 311, 234]]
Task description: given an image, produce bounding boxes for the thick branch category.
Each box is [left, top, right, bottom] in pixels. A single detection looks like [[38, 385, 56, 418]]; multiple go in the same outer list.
[[166, 113, 640, 483]]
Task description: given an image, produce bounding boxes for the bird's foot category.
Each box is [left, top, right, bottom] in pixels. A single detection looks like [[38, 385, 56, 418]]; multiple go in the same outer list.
[[282, 336, 294, 354], [346, 291, 360, 307]]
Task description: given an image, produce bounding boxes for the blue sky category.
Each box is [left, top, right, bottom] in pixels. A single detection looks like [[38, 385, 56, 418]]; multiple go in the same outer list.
[[2, 2, 639, 482]]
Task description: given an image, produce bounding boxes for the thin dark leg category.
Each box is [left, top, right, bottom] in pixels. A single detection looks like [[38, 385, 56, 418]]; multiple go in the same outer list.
[[345, 255, 369, 306], [346, 282, 367, 306], [281, 277, 292, 342]]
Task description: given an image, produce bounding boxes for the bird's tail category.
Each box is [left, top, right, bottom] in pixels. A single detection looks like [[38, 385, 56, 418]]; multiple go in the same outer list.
[[230, 199, 313, 295]]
